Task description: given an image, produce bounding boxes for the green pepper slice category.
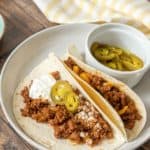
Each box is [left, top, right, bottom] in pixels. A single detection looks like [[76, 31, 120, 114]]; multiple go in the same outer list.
[[94, 49, 116, 61], [64, 92, 79, 113], [91, 42, 100, 53], [51, 80, 73, 104]]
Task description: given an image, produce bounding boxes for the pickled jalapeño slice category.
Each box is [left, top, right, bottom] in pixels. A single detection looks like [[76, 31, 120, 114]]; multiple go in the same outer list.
[[51, 80, 72, 104], [64, 92, 79, 113]]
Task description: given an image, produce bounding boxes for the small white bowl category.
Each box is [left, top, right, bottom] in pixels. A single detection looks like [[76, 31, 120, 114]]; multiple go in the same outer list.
[[0, 14, 5, 41], [85, 23, 150, 88]]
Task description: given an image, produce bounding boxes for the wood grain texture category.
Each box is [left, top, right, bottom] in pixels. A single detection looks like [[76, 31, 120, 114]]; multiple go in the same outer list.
[[0, 0, 57, 56], [0, 118, 36, 150], [0, 0, 149, 150]]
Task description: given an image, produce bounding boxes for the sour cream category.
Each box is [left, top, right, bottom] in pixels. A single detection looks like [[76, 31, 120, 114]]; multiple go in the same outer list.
[[29, 75, 56, 101]]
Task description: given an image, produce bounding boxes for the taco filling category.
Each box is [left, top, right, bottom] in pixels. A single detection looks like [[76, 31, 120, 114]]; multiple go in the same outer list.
[[20, 71, 113, 146], [64, 57, 142, 130]]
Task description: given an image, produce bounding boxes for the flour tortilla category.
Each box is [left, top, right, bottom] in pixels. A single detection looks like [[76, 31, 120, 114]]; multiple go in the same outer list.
[[63, 53, 146, 141], [13, 53, 126, 150]]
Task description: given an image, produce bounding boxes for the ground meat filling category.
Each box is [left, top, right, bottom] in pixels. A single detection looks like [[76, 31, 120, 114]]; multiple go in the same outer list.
[[21, 87, 113, 146], [51, 71, 60, 80], [64, 57, 142, 130]]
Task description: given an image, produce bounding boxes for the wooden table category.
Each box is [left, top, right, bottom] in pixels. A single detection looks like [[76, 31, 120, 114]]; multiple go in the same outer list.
[[0, 0, 149, 149]]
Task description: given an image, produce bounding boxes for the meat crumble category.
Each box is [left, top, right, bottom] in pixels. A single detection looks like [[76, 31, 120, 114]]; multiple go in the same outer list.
[[51, 71, 60, 80], [21, 86, 113, 146], [64, 57, 142, 130]]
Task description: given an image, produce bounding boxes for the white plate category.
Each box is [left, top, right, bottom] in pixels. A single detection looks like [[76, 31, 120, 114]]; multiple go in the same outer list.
[[0, 24, 150, 150]]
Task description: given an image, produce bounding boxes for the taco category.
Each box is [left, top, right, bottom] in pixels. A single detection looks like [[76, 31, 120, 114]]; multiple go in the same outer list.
[[13, 53, 125, 150], [63, 51, 146, 141]]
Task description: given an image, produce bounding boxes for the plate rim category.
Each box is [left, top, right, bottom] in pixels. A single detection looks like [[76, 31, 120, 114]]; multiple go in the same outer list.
[[0, 14, 5, 40]]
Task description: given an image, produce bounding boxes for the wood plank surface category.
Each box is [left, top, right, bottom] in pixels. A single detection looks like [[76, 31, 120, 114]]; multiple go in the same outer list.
[[0, 0, 149, 150], [0, 0, 57, 56]]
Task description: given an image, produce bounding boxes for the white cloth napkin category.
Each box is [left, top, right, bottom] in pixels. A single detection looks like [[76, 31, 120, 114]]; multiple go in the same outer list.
[[33, 0, 150, 38]]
